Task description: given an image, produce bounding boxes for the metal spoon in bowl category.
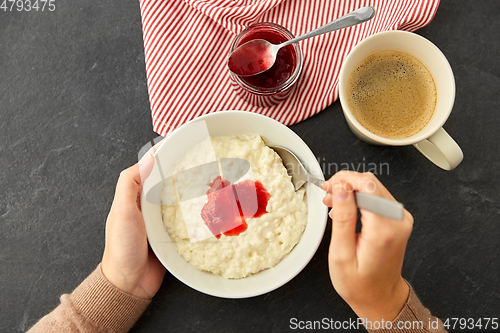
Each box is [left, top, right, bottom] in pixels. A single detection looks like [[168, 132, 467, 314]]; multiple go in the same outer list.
[[228, 6, 376, 76], [271, 146, 404, 220]]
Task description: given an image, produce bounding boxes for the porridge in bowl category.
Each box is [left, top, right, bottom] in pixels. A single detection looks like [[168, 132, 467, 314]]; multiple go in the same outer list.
[[161, 134, 307, 279]]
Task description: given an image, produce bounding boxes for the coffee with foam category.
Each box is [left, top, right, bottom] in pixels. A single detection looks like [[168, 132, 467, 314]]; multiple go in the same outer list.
[[346, 50, 436, 140]]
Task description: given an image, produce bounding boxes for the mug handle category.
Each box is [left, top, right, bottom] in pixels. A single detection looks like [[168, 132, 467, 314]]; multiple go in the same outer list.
[[413, 127, 463, 170]]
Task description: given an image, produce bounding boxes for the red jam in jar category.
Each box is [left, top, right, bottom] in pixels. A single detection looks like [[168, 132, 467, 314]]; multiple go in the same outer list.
[[234, 31, 297, 88], [229, 22, 303, 107]]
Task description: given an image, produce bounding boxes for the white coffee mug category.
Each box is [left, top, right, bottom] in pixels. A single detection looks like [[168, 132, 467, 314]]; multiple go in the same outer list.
[[339, 30, 463, 170]]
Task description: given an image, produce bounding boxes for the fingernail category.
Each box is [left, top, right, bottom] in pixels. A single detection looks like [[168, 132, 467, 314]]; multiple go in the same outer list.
[[139, 152, 154, 184], [323, 193, 333, 207], [139, 151, 152, 165], [333, 184, 348, 202]]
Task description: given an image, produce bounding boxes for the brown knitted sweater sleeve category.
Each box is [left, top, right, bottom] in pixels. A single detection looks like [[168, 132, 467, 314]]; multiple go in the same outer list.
[[27, 264, 150, 333], [365, 281, 447, 333]]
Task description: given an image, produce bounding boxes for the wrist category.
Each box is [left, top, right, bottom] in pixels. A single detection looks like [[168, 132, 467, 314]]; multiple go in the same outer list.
[[101, 257, 136, 297], [350, 277, 410, 323]]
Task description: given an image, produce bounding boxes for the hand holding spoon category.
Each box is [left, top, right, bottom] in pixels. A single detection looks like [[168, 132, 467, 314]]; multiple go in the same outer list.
[[271, 146, 404, 220], [228, 6, 376, 76]]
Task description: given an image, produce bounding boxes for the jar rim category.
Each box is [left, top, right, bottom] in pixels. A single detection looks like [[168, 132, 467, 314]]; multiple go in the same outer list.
[[229, 22, 303, 95]]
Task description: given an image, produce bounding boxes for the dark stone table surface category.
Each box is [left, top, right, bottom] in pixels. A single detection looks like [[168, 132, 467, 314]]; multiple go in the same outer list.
[[1, 1, 499, 332]]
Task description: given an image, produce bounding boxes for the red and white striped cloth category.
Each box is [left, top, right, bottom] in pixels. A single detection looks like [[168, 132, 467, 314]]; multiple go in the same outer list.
[[139, 0, 440, 136]]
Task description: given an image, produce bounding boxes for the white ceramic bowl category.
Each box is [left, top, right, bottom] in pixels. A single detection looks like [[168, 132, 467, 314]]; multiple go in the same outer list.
[[141, 111, 328, 298]]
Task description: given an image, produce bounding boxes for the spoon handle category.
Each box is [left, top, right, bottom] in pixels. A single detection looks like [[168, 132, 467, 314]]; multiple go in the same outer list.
[[312, 177, 404, 221], [279, 6, 376, 48], [354, 192, 404, 221]]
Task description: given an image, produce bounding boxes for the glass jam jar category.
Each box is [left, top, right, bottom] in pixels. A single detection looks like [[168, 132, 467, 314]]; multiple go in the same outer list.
[[229, 22, 303, 108]]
